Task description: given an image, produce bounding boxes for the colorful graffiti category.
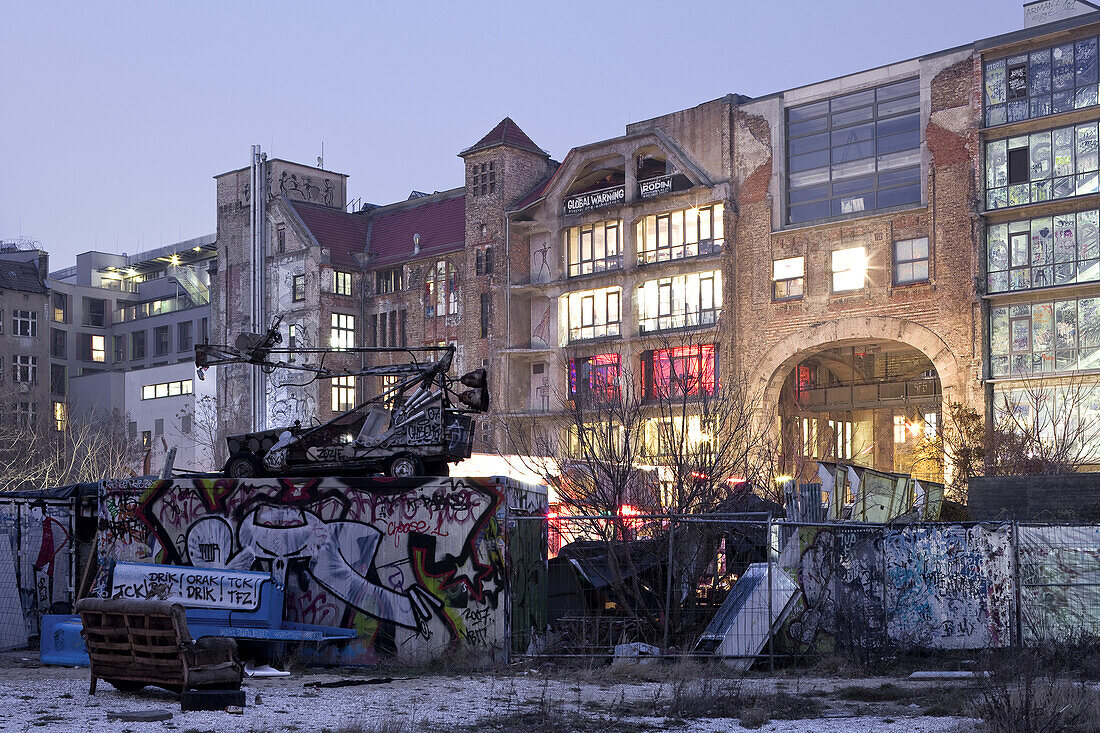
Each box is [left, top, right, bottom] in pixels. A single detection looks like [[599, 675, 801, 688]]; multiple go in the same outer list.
[[785, 523, 1015, 651], [0, 500, 75, 636], [98, 476, 546, 664]]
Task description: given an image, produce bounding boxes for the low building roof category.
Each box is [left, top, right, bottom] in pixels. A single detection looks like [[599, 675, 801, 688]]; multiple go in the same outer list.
[[0, 259, 47, 294]]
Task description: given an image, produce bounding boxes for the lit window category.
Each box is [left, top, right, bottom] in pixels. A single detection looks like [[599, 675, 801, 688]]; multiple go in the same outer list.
[[53, 402, 67, 432], [426, 261, 458, 317], [330, 313, 355, 350], [335, 271, 353, 296], [561, 287, 621, 342], [773, 257, 805, 300], [141, 380, 193, 400], [13, 310, 37, 338], [568, 354, 621, 401], [381, 374, 400, 408], [566, 220, 622, 276], [893, 415, 907, 444], [922, 411, 939, 439], [332, 376, 356, 412], [643, 345, 718, 399], [637, 204, 724, 264], [831, 247, 867, 292], [292, 274, 306, 302], [893, 237, 929, 285], [638, 271, 722, 333], [91, 335, 105, 362], [830, 419, 853, 459], [52, 293, 68, 323]]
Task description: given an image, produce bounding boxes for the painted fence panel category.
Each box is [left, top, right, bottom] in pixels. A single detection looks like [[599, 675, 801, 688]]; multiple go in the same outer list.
[[1018, 525, 1100, 642], [0, 501, 75, 637], [97, 476, 546, 664]]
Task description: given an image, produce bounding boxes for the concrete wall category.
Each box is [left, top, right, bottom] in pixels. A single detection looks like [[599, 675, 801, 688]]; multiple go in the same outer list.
[[96, 476, 547, 664]]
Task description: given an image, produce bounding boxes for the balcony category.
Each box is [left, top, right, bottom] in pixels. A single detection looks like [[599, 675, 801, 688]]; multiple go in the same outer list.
[[638, 308, 720, 335], [800, 378, 941, 411]]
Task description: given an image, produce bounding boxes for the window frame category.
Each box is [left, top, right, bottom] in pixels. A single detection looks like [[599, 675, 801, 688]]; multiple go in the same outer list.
[[831, 246, 868, 293], [568, 353, 622, 401], [566, 220, 623, 277], [563, 286, 622, 343], [637, 270, 723, 333], [772, 256, 806, 301], [330, 313, 356, 350], [334, 271, 353, 296], [892, 237, 930, 285], [331, 375, 356, 412], [426, 260, 458, 318], [292, 274, 306, 302], [642, 344, 719, 400], [637, 204, 724, 264], [13, 309, 38, 338], [983, 39, 1100, 127]]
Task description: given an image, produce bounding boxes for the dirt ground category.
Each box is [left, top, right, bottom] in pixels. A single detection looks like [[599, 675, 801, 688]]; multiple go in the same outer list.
[[0, 652, 979, 732]]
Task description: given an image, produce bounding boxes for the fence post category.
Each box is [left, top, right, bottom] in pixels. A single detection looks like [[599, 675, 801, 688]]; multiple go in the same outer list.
[[767, 516, 774, 673], [881, 526, 888, 650], [662, 516, 674, 653], [1012, 521, 1023, 648]]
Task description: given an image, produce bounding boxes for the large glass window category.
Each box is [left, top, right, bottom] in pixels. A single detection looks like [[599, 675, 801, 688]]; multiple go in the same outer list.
[[568, 354, 621, 401], [636, 204, 724, 264], [330, 313, 355, 350], [984, 38, 1100, 127], [426, 260, 458, 317], [643, 345, 718, 399], [993, 384, 1100, 460], [986, 122, 1100, 209], [566, 220, 622, 277], [990, 296, 1100, 376], [987, 212, 1100, 293], [773, 256, 805, 300], [831, 247, 867, 292], [637, 270, 722, 333], [786, 78, 921, 224], [331, 376, 356, 412], [561, 287, 621, 342]]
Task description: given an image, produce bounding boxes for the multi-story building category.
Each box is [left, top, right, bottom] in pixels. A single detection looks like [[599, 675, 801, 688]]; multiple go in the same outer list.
[[0, 245, 53, 435], [50, 237, 217, 472], [211, 3, 1100, 485]]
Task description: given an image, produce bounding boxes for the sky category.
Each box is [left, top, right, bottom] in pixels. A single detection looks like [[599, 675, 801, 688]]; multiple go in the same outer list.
[[1, 0, 1021, 267]]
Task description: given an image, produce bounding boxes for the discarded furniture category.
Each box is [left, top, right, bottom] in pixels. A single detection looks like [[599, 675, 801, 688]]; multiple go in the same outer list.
[[76, 597, 243, 694], [42, 562, 355, 666]]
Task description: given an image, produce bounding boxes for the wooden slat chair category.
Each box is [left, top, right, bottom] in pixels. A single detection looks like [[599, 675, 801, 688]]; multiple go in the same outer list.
[[76, 598, 243, 695]]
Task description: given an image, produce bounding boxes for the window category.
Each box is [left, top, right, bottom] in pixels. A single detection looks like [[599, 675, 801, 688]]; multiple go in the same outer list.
[[178, 321, 193, 352], [131, 330, 146, 360], [114, 334, 126, 362], [375, 267, 404, 294], [200, 317, 208, 344], [566, 220, 622, 276], [18, 403, 36, 430], [773, 256, 805, 300], [986, 121, 1100, 210], [141, 379, 193, 400], [473, 161, 496, 196], [331, 376, 356, 412], [370, 314, 378, 347], [335, 271, 353, 296], [480, 293, 490, 339], [637, 271, 723, 333], [292, 274, 306, 302], [83, 298, 106, 327], [786, 78, 921, 224], [287, 324, 297, 362], [53, 402, 67, 432], [80, 334, 105, 362], [485, 246, 494, 274], [990, 296, 1100, 376], [389, 310, 397, 346], [893, 414, 908, 444], [381, 374, 400, 408], [51, 328, 66, 358], [831, 247, 867, 292], [330, 313, 355, 350], [52, 293, 67, 323], [568, 354, 621, 400], [399, 310, 407, 347], [562, 286, 621, 342], [426, 260, 458, 317], [276, 224, 286, 254], [893, 237, 930, 284], [987, 212, 1100, 292], [13, 355, 38, 384], [637, 204, 725, 264], [643, 345, 718, 399], [13, 310, 37, 337], [984, 38, 1100, 126], [51, 364, 66, 396], [141, 431, 151, 449], [830, 419, 853, 459], [378, 312, 388, 347], [154, 325, 170, 356], [153, 418, 163, 437]]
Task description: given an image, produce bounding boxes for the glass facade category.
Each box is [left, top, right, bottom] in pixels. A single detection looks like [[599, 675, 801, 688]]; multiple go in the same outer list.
[[636, 204, 724, 264], [786, 78, 921, 224], [637, 271, 722, 333], [984, 38, 1100, 127], [566, 220, 622, 277], [987, 212, 1100, 293], [990, 296, 1100, 377], [985, 121, 1100, 210], [561, 287, 621, 342]]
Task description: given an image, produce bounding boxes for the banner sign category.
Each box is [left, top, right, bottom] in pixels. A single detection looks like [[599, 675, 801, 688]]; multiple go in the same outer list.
[[110, 561, 267, 611], [639, 174, 674, 199], [564, 185, 625, 215]]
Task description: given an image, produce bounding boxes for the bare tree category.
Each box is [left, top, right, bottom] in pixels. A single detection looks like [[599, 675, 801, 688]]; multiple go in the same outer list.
[[176, 394, 227, 471], [0, 396, 140, 492]]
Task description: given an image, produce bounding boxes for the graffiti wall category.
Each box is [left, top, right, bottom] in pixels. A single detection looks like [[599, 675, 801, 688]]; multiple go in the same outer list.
[[97, 476, 547, 664], [785, 523, 1015, 651], [0, 499, 76, 637]]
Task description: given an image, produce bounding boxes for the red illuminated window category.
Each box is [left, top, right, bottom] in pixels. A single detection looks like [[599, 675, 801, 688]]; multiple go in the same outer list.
[[569, 353, 621, 400], [644, 345, 717, 398]]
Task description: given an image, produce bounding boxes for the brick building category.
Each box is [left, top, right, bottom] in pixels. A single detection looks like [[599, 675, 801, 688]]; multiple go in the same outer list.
[[211, 3, 1100, 481]]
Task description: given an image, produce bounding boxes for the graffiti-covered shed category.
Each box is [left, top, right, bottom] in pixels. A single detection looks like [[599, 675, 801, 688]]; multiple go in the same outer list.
[[96, 475, 547, 665]]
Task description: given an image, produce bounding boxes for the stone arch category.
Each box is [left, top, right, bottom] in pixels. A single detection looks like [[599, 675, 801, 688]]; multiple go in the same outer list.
[[748, 316, 965, 411]]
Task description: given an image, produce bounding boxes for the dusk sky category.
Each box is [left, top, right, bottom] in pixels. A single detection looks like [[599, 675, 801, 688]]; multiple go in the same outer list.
[[2, 0, 1017, 267]]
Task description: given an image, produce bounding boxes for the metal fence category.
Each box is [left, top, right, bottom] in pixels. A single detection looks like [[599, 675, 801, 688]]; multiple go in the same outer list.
[[520, 513, 1100, 664]]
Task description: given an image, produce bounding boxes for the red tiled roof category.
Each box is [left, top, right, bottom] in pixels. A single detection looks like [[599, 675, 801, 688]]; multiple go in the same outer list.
[[462, 117, 546, 157], [288, 200, 369, 268], [511, 174, 554, 212], [367, 192, 466, 267]]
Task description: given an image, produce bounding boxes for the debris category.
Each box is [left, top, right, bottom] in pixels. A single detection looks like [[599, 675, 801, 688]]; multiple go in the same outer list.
[[245, 662, 291, 678], [106, 710, 173, 722], [612, 642, 661, 665], [305, 677, 399, 689], [226, 705, 244, 714], [907, 671, 978, 680]]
